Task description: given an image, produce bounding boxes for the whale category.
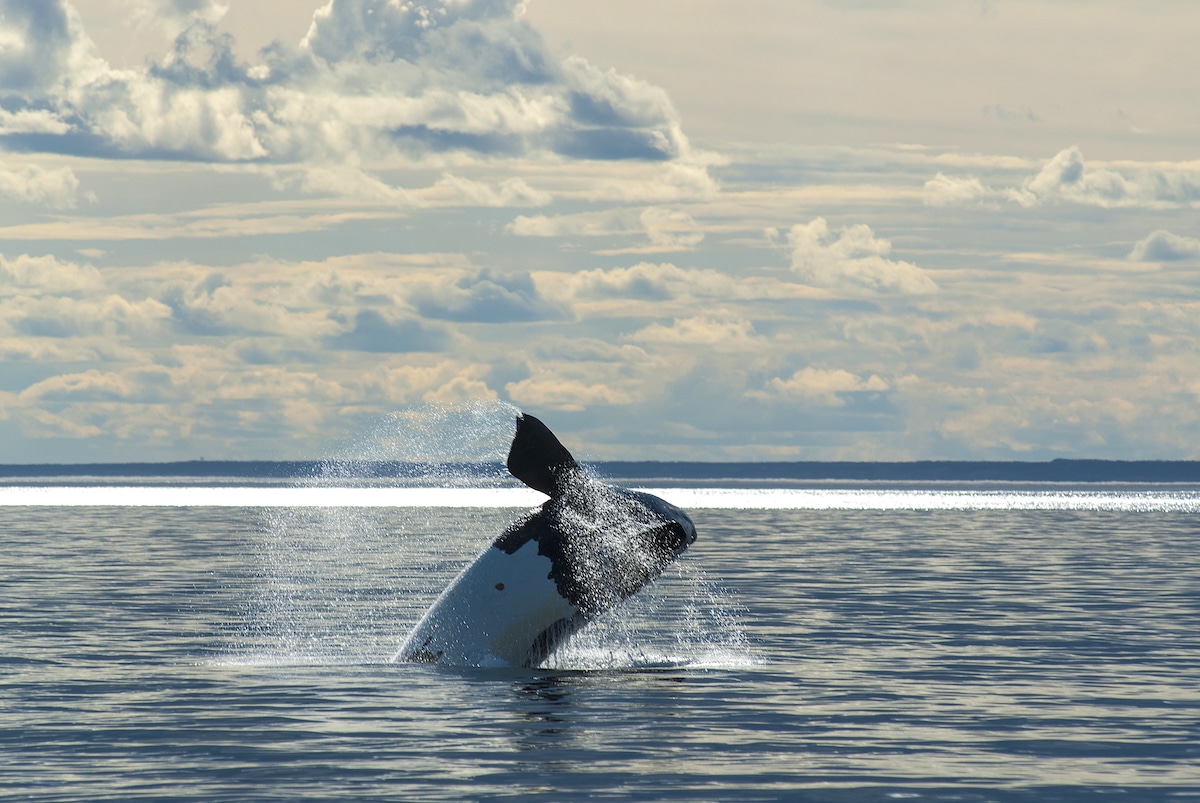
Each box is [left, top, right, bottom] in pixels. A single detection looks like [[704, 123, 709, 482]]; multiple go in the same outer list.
[[395, 413, 698, 668]]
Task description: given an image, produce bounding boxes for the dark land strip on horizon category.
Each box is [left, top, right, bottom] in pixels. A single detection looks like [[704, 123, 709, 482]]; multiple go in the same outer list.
[[3, 460, 1200, 483]]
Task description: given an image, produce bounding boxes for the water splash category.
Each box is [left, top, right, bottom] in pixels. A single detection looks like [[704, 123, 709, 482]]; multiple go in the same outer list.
[[316, 400, 522, 487], [543, 560, 755, 671], [232, 402, 517, 664], [231, 400, 753, 670]]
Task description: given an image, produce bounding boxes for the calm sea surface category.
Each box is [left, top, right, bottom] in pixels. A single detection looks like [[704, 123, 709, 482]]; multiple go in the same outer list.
[[2, 481, 1198, 801]]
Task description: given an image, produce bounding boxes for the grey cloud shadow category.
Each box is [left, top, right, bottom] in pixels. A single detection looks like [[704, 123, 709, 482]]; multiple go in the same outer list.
[[411, 268, 566, 323], [324, 309, 449, 353], [553, 128, 676, 162]]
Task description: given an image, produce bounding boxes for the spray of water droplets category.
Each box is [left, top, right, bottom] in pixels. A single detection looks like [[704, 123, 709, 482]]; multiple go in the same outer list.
[[230, 400, 754, 669], [544, 562, 755, 671]]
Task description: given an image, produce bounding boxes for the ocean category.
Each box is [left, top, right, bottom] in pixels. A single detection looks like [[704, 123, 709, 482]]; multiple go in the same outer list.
[[2, 473, 1198, 801]]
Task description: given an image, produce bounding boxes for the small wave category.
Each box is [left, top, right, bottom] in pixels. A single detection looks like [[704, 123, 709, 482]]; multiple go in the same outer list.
[[207, 651, 394, 668], [540, 643, 761, 673]]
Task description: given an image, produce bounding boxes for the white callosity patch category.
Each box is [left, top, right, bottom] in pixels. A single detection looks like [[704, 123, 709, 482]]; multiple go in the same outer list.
[[396, 538, 578, 667]]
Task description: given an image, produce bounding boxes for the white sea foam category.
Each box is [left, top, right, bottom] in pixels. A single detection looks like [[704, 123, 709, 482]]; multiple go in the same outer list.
[[2, 485, 1200, 511]]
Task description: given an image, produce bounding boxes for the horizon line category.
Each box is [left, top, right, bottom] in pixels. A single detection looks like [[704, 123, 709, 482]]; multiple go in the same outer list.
[[3, 457, 1200, 483]]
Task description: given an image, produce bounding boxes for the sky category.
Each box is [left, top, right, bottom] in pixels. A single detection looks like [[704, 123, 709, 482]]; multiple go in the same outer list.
[[1, 0, 1199, 463]]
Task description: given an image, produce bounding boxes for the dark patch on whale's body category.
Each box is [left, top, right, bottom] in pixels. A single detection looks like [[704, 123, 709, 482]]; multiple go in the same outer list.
[[395, 413, 697, 668], [494, 490, 694, 614]]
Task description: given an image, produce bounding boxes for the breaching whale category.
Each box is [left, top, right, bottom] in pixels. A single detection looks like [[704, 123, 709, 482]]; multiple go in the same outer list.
[[395, 413, 698, 668]]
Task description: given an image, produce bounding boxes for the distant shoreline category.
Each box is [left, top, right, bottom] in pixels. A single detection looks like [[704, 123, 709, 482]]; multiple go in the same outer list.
[[3, 459, 1200, 483]]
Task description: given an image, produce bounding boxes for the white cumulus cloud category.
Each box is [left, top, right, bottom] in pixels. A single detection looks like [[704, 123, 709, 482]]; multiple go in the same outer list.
[[926, 146, 1200, 209], [558, 262, 734, 303], [0, 160, 84, 208], [0, 0, 699, 167], [626, 315, 757, 348], [749, 367, 889, 407], [784, 217, 937, 295], [1128, 230, 1200, 262], [0, 252, 103, 292]]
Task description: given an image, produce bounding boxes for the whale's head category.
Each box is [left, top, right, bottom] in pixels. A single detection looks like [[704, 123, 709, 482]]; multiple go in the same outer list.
[[501, 413, 698, 616], [625, 488, 697, 552]]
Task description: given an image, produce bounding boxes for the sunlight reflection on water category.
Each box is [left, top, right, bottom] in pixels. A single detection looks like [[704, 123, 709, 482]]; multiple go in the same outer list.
[[4, 485, 1200, 511]]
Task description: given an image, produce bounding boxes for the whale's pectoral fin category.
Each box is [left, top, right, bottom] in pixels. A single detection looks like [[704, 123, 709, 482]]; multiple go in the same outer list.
[[506, 413, 581, 498]]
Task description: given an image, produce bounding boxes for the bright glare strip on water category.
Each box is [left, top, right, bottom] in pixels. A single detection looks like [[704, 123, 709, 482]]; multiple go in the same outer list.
[[2, 486, 1200, 511], [0, 486, 544, 508], [656, 488, 1200, 512]]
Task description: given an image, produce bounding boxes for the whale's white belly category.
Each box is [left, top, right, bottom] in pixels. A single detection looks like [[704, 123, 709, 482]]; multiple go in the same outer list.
[[395, 539, 579, 667]]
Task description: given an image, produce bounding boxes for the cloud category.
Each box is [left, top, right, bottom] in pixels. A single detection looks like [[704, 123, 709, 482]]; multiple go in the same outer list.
[[159, 272, 297, 336], [508, 206, 704, 252], [0, 252, 173, 339], [129, 0, 229, 39], [635, 207, 704, 251], [0, 0, 698, 167], [359, 361, 496, 405], [627, 315, 757, 349], [923, 172, 993, 208], [981, 103, 1040, 123], [19, 368, 137, 402], [584, 160, 720, 203], [542, 262, 818, 312], [563, 262, 692, 302], [0, 252, 103, 293], [508, 209, 620, 238], [266, 165, 420, 203], [1128, 230, 1200, 262], [783, 217, 937, 295], [0, 160, 85, 208], [0, 107, 74, 136], [410, 268, 565, 323], [430, 173, 550, 207], [505, 367, 637, 412], [749, 367, 889, 407], [324, 308, 449, 352], [0, 205, 379, 242], [10, 294, 171, 338], [926, 146, 1200, 209]]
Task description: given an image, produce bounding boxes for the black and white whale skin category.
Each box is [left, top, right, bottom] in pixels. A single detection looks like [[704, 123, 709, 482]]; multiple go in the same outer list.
[[395, 413, 697, 668]]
